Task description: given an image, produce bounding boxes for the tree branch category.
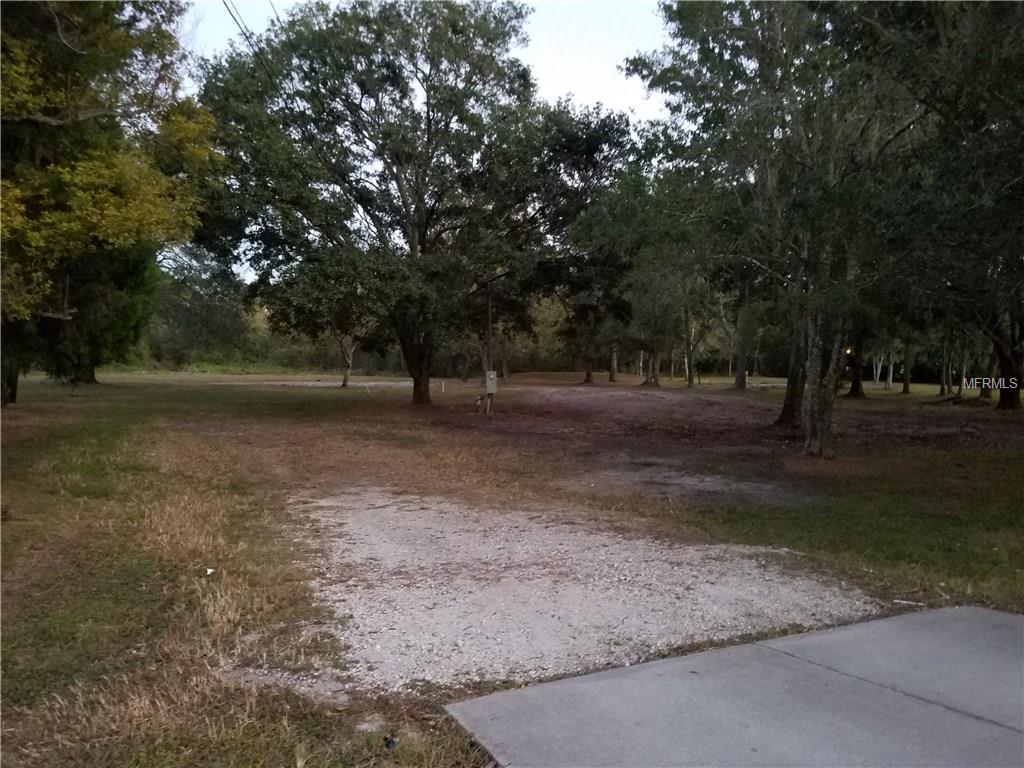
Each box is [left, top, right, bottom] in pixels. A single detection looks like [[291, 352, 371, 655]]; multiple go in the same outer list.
[[2, 108, 116, 126]]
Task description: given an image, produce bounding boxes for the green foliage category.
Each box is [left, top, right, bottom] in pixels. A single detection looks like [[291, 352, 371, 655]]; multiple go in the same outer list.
[[832, 3, 1024, 409], [1, 1, 214, 400], [618, 2, 1023, 415], [147, 248, 250, 368], [200, 1, 533, 395], [38, 242, 161, 382], [199, 2, 631, 400], [142, 251, 407, 374]]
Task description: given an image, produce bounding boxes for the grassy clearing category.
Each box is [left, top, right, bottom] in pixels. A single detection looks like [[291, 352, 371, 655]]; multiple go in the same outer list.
[[678, 447, 1024, 611], [2, 380, 483, 767], [3, 373, 1022, 766]]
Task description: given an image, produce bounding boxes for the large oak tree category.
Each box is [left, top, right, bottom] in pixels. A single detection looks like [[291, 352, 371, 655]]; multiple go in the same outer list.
[[200, 0, 581, 404]]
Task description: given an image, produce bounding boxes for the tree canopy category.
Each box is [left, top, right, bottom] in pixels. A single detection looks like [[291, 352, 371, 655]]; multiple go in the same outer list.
[[3, 0, 1020, 456], [1, 0, 213, 399], [199, 0, 629, 403]]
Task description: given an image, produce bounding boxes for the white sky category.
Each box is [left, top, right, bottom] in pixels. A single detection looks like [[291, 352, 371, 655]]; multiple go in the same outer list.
[[182, 0, 668, 121]]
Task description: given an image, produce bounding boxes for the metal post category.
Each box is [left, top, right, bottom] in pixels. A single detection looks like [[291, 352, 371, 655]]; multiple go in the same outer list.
[[486, 289, 496, 415], [486, 287, 493, 375]]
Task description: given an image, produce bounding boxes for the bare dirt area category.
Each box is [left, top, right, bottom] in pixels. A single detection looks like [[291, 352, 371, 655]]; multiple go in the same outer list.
[[461, 377, 1024, 451], [292, 486, 876, 692], [212, 377, 413, 390], [427, 378, 1024, 505], [556, 453, 816, 505]]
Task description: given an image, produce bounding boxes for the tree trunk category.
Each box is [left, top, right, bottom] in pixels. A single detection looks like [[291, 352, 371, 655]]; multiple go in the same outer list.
[[641, 352, 656, 386], [582, 359, 593, 385], [637, 349, 644, 377], [685, 324, 696, 388], [939, 336, 949, 395], [956, 340, 966, 398], [2, 321, 25, 406], [777, 317, 805, 428], [396, 316, 433, 405], [681, 307, 692, 387], [734, 285, 750, 390], [980, 348, 998, 400], [997, 381, 1021, 410], [885, 346, 894, 391], [802, 310, 845, 458], [2, 366, 18, 407], [902, 343, 913, 394], [483, 291, 493, 386], [778, 361, 805, 428], [71, 362, 98, 385], [993, 338, 1022, 410], [479, 341, 489, 388], [340, 335, 355, 388], [734, 335, 747, 389], [734, 355, 746, 388], [411, 371, 431, 404], [609, 345, 618, 383], [650, 351, 661, 387]]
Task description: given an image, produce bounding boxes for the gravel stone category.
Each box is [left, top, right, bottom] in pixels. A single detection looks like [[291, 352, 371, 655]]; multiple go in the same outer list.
[[293, 488, 876, 692]]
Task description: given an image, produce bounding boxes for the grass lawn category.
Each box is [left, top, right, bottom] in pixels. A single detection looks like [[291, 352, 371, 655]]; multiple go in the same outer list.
[[2, 378, 483, 767], [2, 372, 1021, 766], [690, 446, 1024, 609]]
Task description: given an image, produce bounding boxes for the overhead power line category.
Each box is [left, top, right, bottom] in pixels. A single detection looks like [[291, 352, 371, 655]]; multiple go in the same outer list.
[[219, 0, 363, 252]]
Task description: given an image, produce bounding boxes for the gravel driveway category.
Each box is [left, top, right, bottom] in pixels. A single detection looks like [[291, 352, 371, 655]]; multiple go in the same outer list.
[[294, 488, 876, 692]]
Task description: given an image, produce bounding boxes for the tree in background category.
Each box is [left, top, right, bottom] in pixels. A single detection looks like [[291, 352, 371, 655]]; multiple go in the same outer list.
[[617, 173, 690, 387], [631, 2, 925, 455], [148, 247, 249, 369], [541, 159, 645, 384], [36, 241, 159, 384], [201, 1, 539, 404], [201, 2, 631, 403], [260, 246, 378, 387], [542, 247, 632, 384], [832, 3, 1024, 410], [1, 1, 213, 403]]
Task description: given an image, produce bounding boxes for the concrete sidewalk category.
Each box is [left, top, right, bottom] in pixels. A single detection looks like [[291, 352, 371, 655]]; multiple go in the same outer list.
[[447, 607, 1024, 767]]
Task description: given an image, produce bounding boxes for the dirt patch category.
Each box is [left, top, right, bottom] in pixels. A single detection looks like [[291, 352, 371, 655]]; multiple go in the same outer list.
[[292, 487, 876, 692], [219, 665, 352, 707], [558, 454, 816, 505], [464, 381, 1024, 457], [208, 378, 413, 390]]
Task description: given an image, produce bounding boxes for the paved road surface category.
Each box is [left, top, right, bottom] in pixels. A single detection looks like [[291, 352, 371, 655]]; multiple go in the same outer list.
[[448, 607, 1024, 767]]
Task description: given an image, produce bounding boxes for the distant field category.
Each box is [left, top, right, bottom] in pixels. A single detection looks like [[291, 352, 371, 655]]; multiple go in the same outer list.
[[3, 372, 1021, 767]]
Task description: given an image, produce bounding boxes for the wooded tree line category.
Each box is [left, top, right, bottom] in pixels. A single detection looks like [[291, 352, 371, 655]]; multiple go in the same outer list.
[[2, 1, 1021, 456], [624, 1, 1024, 454], [1, 1, 214, 400]]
